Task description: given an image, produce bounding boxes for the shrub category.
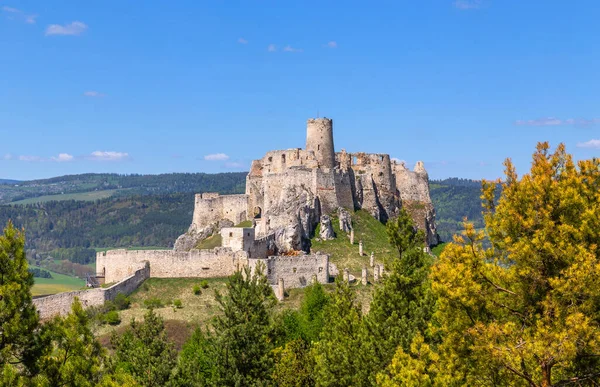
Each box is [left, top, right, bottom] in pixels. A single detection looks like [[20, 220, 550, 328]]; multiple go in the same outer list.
[[173, 299, 183, 309], [104, 310, 121, 325], [144, 298, 163, 309], [141, 282, 150, 292], [113, 293, 131, 310], [193, 285, 202, 295], [200, 280, 209, 289]]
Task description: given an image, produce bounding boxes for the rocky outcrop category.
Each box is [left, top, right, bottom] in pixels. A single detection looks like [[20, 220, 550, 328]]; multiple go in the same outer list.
[[319, 215, 335, 240], [173, 219, 234, 251], [338, 207, 353, 233]]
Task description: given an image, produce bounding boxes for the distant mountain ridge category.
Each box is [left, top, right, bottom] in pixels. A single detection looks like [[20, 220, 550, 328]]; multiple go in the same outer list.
[[0, 179, 21, 185]]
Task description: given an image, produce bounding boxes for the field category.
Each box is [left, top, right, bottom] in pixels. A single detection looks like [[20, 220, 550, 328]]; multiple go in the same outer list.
[[11, 189, 117, 205], [31, 267, 86, 296]]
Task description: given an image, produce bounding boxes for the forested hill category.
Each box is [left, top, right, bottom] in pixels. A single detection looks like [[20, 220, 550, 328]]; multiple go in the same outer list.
[[0, 172, 247, 204]]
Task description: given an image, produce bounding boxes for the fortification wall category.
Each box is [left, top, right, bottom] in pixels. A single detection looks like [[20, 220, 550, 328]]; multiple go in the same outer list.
[[248, 254, 329, 288], [34, 263, 150, 319], [96, 248, 247, 283], [191, 193, 248, 230], [393, 161, 432, 203], [221, 227, 255, 252]]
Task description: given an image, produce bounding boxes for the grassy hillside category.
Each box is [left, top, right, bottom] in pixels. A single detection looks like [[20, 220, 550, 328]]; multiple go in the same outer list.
[[310, 210, 394, 276], [11, 190, 117, 205]]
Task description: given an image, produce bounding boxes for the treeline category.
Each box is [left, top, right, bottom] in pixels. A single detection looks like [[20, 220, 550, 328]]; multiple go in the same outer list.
[[28, 267, 53, 278], [0, 172, 247, 203]]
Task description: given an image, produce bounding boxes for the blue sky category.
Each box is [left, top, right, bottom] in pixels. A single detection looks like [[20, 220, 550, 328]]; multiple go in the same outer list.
[[1, 0, 599, 181]]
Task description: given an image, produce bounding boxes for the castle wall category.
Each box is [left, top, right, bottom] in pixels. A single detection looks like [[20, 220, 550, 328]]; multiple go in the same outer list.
[[33, 263, 150, 319], [248, 254, 329, 288], [221, 227, 255, 252], [393, 161, 432, 203], [191, 193, 249, 230], [96, 248, 248, 283]]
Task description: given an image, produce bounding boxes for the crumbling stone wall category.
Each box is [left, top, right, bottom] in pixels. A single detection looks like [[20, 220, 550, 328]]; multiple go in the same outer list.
[[248, 254, 329, 288], [96, 248, 248, 283], [191, 193, 248, 231], [220, 227, 255, 252], [33, 263, 150, 319]]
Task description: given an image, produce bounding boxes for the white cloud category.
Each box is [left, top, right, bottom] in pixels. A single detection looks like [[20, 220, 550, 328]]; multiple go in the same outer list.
[[2, 6, 37, 24], [89, 151, 129, 161], [3, 154, 13, 160], [577, 139, 600, 149], [83, 91, 106, 97], [51, 153, 74, 162], [25, 14, 37, 24], [267, 44, 277, 52], [18, 155, 42, 162], [45, 21, 87, 36], [454, 0, 482, 9], [515, 117, 600, 127], [325, 41, 337, 48], [283, 45, 303, 53], [238, 38, 248, 44], [204, 153, 230, 161]]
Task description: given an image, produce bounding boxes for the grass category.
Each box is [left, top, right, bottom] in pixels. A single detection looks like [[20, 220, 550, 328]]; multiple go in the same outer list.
[[94, 277, 230, 338], [31, 266, 86, 296], [195, 233, 222, 250], [10, 189, 117, 205], [310, 210, 394, 276], [431, 242, 448, 257], [235, 220, 253, 228]]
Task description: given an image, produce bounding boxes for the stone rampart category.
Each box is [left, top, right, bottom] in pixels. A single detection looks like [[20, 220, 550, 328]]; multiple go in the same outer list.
[[191, 193, 248, 231], [249, 254, 329, 288], [96, 248, 247, 284], [33, 262, 150, 319]]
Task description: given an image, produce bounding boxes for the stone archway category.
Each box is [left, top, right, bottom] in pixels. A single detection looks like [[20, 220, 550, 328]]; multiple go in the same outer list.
[[253, 206, 262, 219]]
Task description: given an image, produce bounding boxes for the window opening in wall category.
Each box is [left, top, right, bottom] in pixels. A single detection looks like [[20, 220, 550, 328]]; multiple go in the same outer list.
[[379, 172, 384, 177], [381, 156, 384, 161], [318, 267, 323, 272], [253, 206, 262, 219], [318, 145, 320, 150], [247, 233, 250, 236], [293, 268, 297, 273], [268, 156, 272, 162], [229, 232, 233, 237], [282, 154, 286, 163]]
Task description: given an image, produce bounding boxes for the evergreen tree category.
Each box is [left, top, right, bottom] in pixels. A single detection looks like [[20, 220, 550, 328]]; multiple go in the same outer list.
[[211, 264, 277, 386], [365, 208, 436, 371], [272, 338, 315, 387], [33, 298, 106, 387], [169, 328, 216, 387], [0, 221, 39, 375], [312, 279, 373, 386], [111, 309, 177, 387]]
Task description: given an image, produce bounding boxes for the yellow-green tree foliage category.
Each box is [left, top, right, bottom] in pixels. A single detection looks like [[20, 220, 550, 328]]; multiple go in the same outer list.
[[420, 143, 600, 386]]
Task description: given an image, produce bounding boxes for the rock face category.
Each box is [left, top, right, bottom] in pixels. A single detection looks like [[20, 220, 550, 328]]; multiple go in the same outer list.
[[185, 117, 439, 252], [319, 215, 335, 240], [174, 219, 234, 252]]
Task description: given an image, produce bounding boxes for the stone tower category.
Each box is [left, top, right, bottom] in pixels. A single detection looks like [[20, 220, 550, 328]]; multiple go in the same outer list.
[[306, 118, 335, 169]]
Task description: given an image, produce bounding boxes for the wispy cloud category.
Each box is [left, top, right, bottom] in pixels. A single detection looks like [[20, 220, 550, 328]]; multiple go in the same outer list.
[[89, 151, 129, 161], [51, 153, 74, 162], [283, 45, 303, 53], [454, 0, 482, 9], [577, 139, 600, 149], [83, 91, 106, 98], [3, 154, 13, 160], [267, 44, 277, 52], [2, 6, 37, 24], [204, 153, 230, 161], [18, 155, 42, 162], [45, 21, 87, 36], [515, 117, 600, 127], [238, 38, 248, 44], [324, 41, 337, 48]]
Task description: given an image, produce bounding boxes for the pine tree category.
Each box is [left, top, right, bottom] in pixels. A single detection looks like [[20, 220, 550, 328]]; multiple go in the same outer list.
[[366, 208, 436, 371], [312, 279, 373, 386], [0, 221, 39, 375], [211, 264, 277, 386], [111, 309, 177, 387], [33, 298, 106, 387]]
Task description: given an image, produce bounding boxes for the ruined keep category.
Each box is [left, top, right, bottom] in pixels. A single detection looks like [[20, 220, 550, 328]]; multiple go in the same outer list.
[[177, 117, 439, 252]]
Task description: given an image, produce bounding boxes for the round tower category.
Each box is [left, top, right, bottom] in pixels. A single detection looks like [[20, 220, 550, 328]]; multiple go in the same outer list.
[[306, 117, 335, 168]]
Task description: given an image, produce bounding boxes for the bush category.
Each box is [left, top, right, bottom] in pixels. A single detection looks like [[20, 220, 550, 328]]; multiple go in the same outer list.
[[200, 280, 209, 289], [193, 285, 202, 295], [141, 282, 150, 292], [144, 298, 163, 309], [113, 293, 131, 310], [173, 299, 183, 309], [104, 310, 121, 325]]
